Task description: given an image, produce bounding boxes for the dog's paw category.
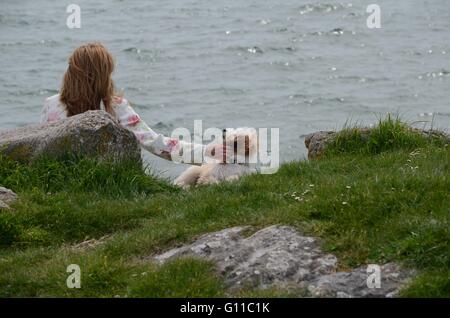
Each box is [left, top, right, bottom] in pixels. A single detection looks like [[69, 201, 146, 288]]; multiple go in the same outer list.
[[225, 174, 240, 182], [197, 175, 220, 186], [179, 184, 191, 190], [173, 179, 190, 190]]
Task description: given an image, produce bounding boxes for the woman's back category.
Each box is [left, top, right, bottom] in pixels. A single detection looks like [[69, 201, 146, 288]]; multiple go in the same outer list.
[[43, 42, 222, 165]]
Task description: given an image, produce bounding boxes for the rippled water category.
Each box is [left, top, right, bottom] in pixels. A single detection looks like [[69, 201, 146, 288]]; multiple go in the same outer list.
[[1, 0, 449, 177]]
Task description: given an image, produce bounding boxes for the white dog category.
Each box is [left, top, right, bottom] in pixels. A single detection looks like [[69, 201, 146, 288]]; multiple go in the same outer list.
[[173, 128, 258, 188]]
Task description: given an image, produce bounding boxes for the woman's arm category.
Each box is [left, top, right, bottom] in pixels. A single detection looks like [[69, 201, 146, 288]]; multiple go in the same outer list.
[[113, 97, 216, 165]]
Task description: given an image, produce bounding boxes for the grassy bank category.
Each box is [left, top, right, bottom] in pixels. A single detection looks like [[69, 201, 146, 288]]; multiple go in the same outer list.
[[0, 118, 449, 297]]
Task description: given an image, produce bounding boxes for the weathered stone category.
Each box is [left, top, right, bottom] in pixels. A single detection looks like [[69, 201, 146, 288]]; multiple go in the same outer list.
[[0, 187, 17, 204], [304, 131, 335, 160], [0, 110, 141, 163], [152, 225, 414, 297], [0, 187, 17, 210], [307, 263, 412, 298]]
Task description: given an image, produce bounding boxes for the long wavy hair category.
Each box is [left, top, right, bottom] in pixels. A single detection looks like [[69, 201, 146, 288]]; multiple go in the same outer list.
[[60, 43, 116, 117]]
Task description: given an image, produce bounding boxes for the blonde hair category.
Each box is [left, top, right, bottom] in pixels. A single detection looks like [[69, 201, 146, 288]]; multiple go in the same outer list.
[[60, 43, 116, 117]]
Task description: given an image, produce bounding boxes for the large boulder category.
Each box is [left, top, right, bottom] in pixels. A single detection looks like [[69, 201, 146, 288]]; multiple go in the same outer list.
[[152, 225, 414, 297], [0, 110, 141, 164]]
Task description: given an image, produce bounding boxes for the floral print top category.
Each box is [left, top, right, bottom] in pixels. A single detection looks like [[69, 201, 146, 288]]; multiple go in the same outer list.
[[41, 94, 206, 164]]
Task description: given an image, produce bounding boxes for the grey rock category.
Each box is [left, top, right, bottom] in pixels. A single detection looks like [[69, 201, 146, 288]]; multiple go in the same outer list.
[[0, 187, 17, 204], [307, 263, 412, 298], [0, 200, 10, 210], [153, 225, 414, 297], [304, 131, 335, 160], [0, 110, 141, 163], [0, 187, 17, 210]]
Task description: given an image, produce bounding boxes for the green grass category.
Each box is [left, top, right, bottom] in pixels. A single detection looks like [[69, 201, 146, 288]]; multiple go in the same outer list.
[[0, 117, 449, 297], [0, 156, 176, 246], [326, 115, 447, 156]]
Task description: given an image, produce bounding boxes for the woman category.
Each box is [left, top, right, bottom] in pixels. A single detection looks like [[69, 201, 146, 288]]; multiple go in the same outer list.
[[41, 42, 224, 164]]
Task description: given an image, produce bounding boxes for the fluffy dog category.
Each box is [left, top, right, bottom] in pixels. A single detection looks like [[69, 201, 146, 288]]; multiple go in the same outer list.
[[174, 128, 258, 188]]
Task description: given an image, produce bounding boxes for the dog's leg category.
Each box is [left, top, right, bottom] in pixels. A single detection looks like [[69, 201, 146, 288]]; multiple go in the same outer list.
[[174, 166, 203, 189]]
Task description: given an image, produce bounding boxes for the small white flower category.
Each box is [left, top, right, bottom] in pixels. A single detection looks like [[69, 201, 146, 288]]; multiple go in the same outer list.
[[342, 201, 348, 205]]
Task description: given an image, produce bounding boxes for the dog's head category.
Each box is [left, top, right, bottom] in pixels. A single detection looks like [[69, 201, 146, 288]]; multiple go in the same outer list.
[[223, 127, 258, 164]]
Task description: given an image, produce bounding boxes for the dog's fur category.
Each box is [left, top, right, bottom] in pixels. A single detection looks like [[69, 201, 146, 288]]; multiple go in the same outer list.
[[174, 128, 258, 188]]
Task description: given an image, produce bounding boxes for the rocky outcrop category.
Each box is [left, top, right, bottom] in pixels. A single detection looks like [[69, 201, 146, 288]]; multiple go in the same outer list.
[[0, 187, 18, 210], [0, 111, 141, 163], [152, 226, 414, 297], [304, 128, 450, 160]]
